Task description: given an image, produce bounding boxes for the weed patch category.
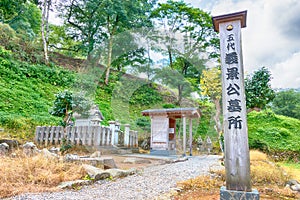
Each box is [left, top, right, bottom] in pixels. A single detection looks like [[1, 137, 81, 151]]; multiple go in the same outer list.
[[0, 152, 85, 198]]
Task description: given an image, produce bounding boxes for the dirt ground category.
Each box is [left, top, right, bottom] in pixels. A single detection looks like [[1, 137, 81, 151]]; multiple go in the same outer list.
[[109, 155, 168, 170]]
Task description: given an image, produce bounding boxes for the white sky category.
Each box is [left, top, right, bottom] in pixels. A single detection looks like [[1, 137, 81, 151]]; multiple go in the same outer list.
[[185, 0, 300, 89]]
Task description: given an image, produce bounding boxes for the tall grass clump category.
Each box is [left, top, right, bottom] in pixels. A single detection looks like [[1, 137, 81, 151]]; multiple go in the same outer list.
[[0, 152, 85, 198]]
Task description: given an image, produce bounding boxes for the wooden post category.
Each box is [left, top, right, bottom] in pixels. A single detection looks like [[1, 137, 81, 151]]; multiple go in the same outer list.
[[212, 11, 251, 192], [182, 115, 186, 156], [189, 118, 193, 156]]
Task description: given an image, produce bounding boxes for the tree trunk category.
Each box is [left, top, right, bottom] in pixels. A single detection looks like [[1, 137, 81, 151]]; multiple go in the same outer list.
[[41, 0, 49, 65], [46, 0, 51, 42], [105, 16, 115, 85], [168, 46, 173, 69], [178, 85, 183, 105], [82, 164, 111, 181], [213, 98, 223, 153], [104, 35, 113, 85]]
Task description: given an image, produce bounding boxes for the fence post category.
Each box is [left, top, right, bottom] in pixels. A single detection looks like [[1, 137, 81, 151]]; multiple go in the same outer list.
[[70, 126, 76, 145], [130, 131, 134, 148], [35, 126, 41, 144], [44, 126, 50, 146], [94, 126, 101, 146], [115, 122, 120, 146], [87, 126, 93, 146], [49, 126, 55, 146], [101, 126, 106, 146], [58, 126, 64, 144], [124, 124, 130, 147], [54, 126, 60, 145], [135, 131, 138, 148], [109, 121, 116, 146], [107, 127, 111, 145], [82, 126, 87, 145]]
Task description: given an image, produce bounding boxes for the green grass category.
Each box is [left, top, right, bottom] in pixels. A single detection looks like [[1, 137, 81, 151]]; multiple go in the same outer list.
[[0, 46, 73, 139], [248, 109, 300, 159], [281, 162, 300, 169]]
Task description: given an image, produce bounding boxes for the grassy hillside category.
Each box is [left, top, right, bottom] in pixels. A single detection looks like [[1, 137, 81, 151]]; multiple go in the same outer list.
[[0, 46, 168, 140], [0, 46, 75, 139], [248, 110, 300, 160]]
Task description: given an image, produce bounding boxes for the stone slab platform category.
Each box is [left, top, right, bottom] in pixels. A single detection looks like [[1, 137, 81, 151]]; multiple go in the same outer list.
[[220, 186, 260, 200]]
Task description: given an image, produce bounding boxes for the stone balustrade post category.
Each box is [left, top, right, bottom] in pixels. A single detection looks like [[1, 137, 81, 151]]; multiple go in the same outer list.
[[130, 131, 134, 148], [106, 127, 111, 145], [135, 131, 138, 148], [124, 124, 130, 147], [101, 125, 106, 146], [109, 121, 116, 146], [115, 122, 120, 146]]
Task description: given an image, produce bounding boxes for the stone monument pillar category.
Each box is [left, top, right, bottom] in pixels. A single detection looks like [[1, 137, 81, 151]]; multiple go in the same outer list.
[[212, 11, 259, 199]]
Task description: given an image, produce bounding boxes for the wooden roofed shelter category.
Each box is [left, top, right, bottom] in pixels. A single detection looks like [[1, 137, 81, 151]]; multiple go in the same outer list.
[[142, 108, 201, 156]]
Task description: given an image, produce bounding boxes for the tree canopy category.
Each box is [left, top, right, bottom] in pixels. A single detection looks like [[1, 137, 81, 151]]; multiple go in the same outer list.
[[0, 1, 41, 39], [150, 0, 219, 104], [50, 90, 92, 126], [245, 67, 275, 110], [271, 89, 300, 119]]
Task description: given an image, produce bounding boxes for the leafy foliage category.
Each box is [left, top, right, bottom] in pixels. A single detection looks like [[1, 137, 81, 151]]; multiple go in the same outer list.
[[0, 22, 44, 63], [0, 0, 27, 23], [150, 0, 218, 104], [155, 67, 192, 105], [245, 67, 275, 109], [50, 90, 92, 126], [271, 89, 300, 120], [8, 2, 41, 39], [136, 117, 151, 132], [130, 85, 162, 106], [200, 67, 222, 100]]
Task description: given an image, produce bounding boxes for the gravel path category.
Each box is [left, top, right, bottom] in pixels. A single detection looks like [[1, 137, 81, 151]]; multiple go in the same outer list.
[[8, 155, 223, 200]]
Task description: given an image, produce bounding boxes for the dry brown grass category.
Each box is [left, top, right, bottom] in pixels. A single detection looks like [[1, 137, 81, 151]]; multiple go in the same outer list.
[[0, 151, 85, 198], [174, 150, 300, 200], [249, 150, 291, 187], [250, 150, 268, 161]]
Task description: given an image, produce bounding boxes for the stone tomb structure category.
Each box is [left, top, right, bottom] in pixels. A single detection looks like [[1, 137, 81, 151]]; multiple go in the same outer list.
[[74, 105, 104, 126], [142, 108, 200, 156]]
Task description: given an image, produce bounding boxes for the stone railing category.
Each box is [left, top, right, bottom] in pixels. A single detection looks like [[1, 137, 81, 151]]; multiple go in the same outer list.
[[35, 121, 138, 148]]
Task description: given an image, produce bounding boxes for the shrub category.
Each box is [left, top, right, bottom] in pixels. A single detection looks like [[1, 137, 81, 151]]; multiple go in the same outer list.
[[0, 23, 17, 49]]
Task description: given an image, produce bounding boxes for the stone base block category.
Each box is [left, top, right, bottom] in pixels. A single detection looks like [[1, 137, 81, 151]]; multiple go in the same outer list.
[[150, 150, 176, 156], [220, 186, 260, 200]]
